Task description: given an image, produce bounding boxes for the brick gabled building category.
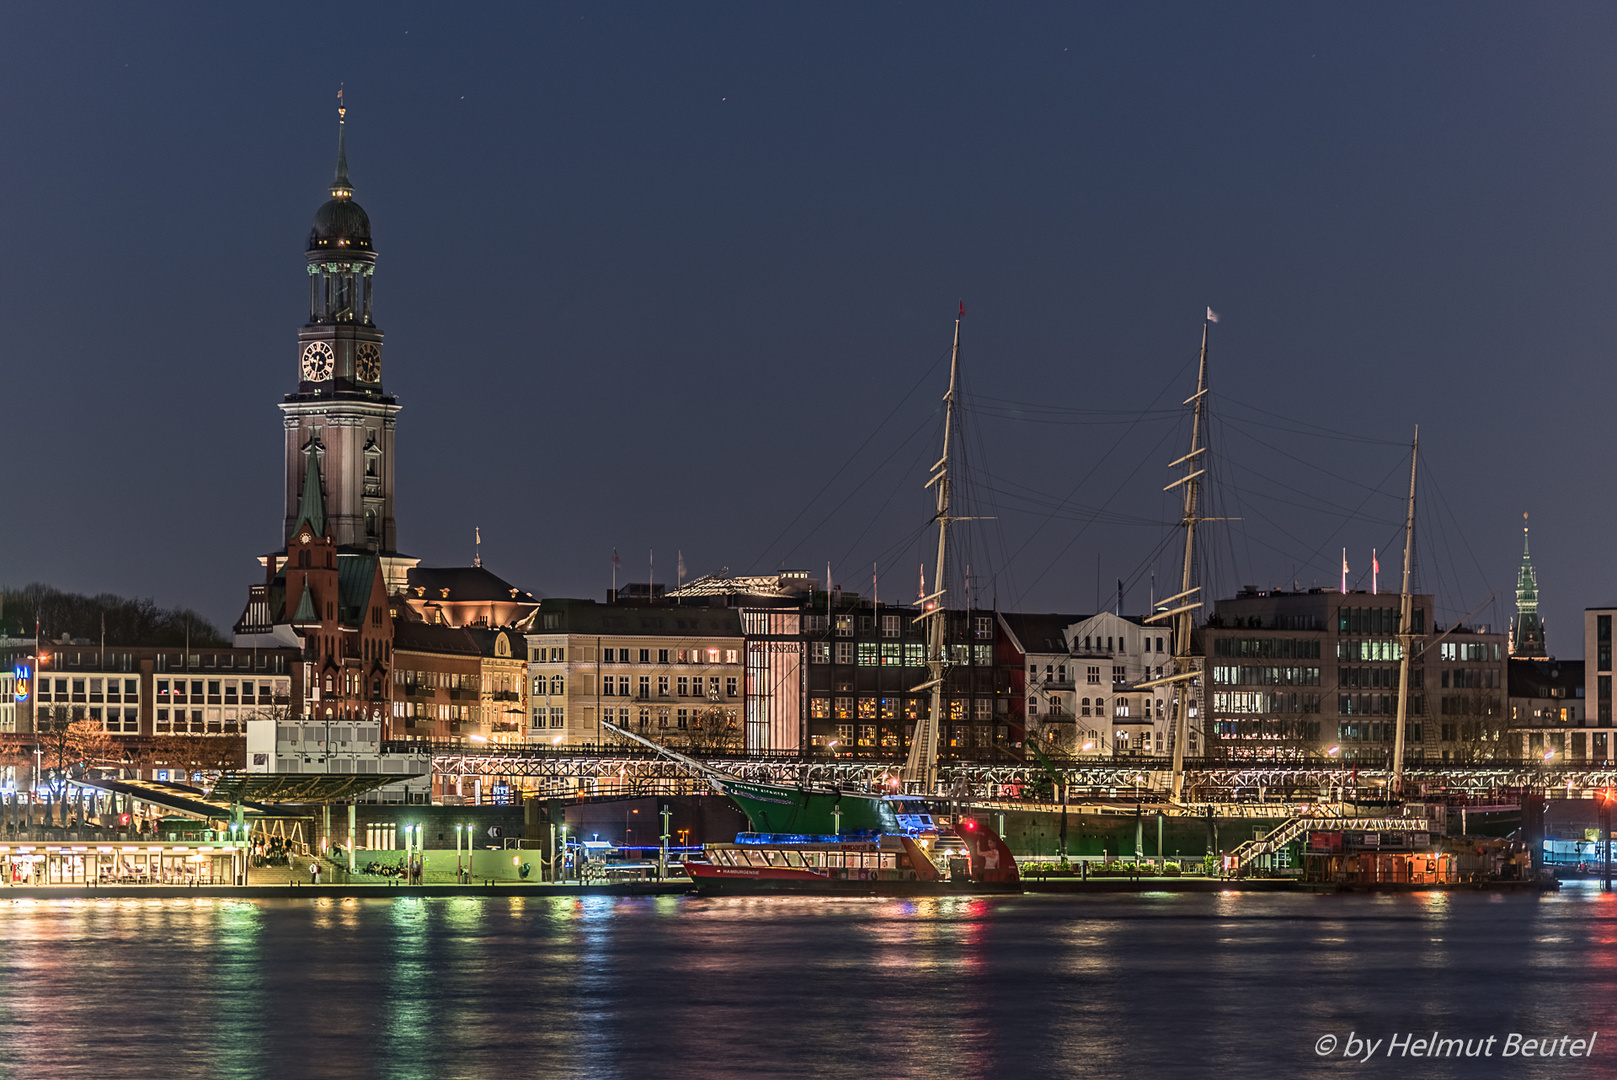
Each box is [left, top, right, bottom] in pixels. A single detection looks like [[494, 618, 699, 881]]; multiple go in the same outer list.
[[235, 449, 393, 732]]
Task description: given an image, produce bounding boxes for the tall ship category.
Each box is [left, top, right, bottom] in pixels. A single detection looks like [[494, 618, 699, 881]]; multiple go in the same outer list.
[[600, 306, 1023, 895]]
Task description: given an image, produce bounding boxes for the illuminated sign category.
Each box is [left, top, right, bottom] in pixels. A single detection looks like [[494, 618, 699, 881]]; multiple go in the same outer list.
[[13, 665, 29, 703]]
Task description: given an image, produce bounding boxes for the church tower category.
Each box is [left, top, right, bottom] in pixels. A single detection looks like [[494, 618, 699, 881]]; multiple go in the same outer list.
[[279, 96, 410, 584], [1510, 513, 1549, 659]]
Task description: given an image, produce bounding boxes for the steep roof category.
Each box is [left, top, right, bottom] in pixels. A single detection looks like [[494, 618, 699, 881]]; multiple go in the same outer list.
[[406, 565, 538, 604], [466, 626, 528, 661], [291, 576, 320, 627], [392, 620, 482, 656], [336, 553, 381, 627], [292, 448, 326, 540], [998, 612, 1088, 655]]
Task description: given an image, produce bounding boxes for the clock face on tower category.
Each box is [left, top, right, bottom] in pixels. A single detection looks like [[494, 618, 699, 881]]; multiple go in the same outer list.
[[300, 341, 335, 382], [355, 341, 382, 382]]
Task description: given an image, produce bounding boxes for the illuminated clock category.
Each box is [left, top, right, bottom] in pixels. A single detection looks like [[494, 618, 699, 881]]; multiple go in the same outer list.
[[355, 341, 381, 382], [300, 341, 335, 382]]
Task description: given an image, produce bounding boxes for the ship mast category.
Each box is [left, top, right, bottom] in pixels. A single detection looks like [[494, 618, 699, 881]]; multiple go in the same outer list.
[[903, 305, 963, 793], [1390, 427, 1419, 794], [1148, 318, 1211, 802]]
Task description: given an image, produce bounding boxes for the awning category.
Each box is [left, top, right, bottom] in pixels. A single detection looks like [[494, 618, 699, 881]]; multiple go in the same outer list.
[[69, 776, 279, 822], [208, 772, 413, 805]]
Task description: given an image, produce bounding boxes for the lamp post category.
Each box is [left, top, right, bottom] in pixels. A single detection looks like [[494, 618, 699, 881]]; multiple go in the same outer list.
[[455, 823, 464, 883]]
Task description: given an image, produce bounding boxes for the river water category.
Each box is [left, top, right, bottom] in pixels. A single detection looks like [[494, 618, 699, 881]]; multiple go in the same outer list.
[[2, 885, 1616, 1079]]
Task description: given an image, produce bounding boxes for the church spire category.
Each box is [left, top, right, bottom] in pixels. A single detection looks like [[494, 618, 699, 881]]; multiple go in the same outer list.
[[1511, 512, 1548, 659], [294, 443, 327, 540], [332, 85, 352, 198]]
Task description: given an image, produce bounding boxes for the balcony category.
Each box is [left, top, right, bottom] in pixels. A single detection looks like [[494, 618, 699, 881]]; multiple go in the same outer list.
[[449, 687, 479, 702]]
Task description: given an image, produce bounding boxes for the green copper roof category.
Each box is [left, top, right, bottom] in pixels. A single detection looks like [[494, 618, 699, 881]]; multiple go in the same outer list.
[[333, 117, 350, 193], [1512, 520, 1547, 657], [337, 554, 381, 627], [291, 575, 320, 627], [294, 448, 325, 540]]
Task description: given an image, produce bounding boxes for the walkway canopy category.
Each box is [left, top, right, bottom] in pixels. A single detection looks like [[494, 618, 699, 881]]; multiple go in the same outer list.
[[208, 772, 410, 805], [69, 776, 280, 822]]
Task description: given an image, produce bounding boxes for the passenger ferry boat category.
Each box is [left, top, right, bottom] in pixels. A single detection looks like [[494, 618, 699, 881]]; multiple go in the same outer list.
[[683, 816, 1021, 896]]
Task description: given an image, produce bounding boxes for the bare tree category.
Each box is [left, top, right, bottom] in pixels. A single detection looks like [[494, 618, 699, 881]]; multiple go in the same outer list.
[[1442, 686, 1509, 763], [675, 705, 743, 755]]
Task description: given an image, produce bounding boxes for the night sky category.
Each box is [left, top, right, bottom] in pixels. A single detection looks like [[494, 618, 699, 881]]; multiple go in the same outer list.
[[2, 5, 1611, 655]]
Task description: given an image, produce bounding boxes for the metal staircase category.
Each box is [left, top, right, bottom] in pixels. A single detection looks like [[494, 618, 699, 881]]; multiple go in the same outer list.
[[1228, 816, 1427, 876]]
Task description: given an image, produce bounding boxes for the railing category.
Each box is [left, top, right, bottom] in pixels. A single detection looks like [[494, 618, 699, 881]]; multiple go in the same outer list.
[[1228, 816, 1428, 875]]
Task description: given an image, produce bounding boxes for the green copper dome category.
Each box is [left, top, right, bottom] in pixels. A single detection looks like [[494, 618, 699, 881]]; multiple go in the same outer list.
[[309, 196, 372, 251], [307, 115, 373, 253]]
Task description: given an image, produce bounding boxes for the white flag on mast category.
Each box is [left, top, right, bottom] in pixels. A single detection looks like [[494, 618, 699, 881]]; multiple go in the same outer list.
[[1206, 307, 1220, 323]]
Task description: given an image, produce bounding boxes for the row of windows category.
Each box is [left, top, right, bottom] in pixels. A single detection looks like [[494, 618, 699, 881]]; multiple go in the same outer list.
[[28, 651, 289, 674], [393, 702, 479, 722], [1213, 691, 1324, 715], [93, 707, 139, 734], [395, 669, 479, 690], [1075, 635, 1165, 654], [533, 705, 737, 732], [36, 678, 141, 703], [1338, 607, 1420, 635], [597, 647, 740, 665], [1339, 666, 1405, 689], [808, 642, 994, 666], [1440, 641, 1498, 662], [1211, 665, 1322, 687], [1440, 694, 1499, 716], [601, 675, 738, 698], [155, 679, 288, 704], [830, 722, 1010, 748], [1212, 638, 1322, 660], [1338, 693, 1410, 716], [276, 724, 381, 745], [1441, 668, 1499, 689], [154, 708, 241, 735], [803, 615, 995, 639], [1337, 640, 1402, 661], [1211, 719, 1324, 740], [1030, 696, 1165, 719], [1336, 721, 1420, 742], [809, 697, 999, 721]]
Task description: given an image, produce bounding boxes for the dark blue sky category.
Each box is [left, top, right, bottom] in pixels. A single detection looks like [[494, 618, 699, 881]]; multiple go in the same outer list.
[[1, 5, 1610, 654]]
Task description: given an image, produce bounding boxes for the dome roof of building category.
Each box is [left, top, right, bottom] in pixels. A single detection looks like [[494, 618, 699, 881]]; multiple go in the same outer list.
[[307, 112, 373, 254], [309, 196, 372, 251]]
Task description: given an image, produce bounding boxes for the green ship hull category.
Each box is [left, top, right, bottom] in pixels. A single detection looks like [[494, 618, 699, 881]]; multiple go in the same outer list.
[[718, 779, 899, 836]]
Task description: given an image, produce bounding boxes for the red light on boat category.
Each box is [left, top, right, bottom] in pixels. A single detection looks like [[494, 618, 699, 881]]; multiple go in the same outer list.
[[962, 819, 976, 831]]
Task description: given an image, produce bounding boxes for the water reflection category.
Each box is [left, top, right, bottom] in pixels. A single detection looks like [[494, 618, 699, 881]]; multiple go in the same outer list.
[[2, 893, 1617, 1078]]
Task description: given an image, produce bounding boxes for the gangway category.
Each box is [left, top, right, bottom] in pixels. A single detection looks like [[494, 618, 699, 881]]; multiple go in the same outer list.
[[1228, 816, 1428, 876]]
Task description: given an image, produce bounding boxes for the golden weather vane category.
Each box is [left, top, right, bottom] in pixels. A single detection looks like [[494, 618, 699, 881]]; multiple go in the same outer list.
[[338, 83, 346, 122]]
